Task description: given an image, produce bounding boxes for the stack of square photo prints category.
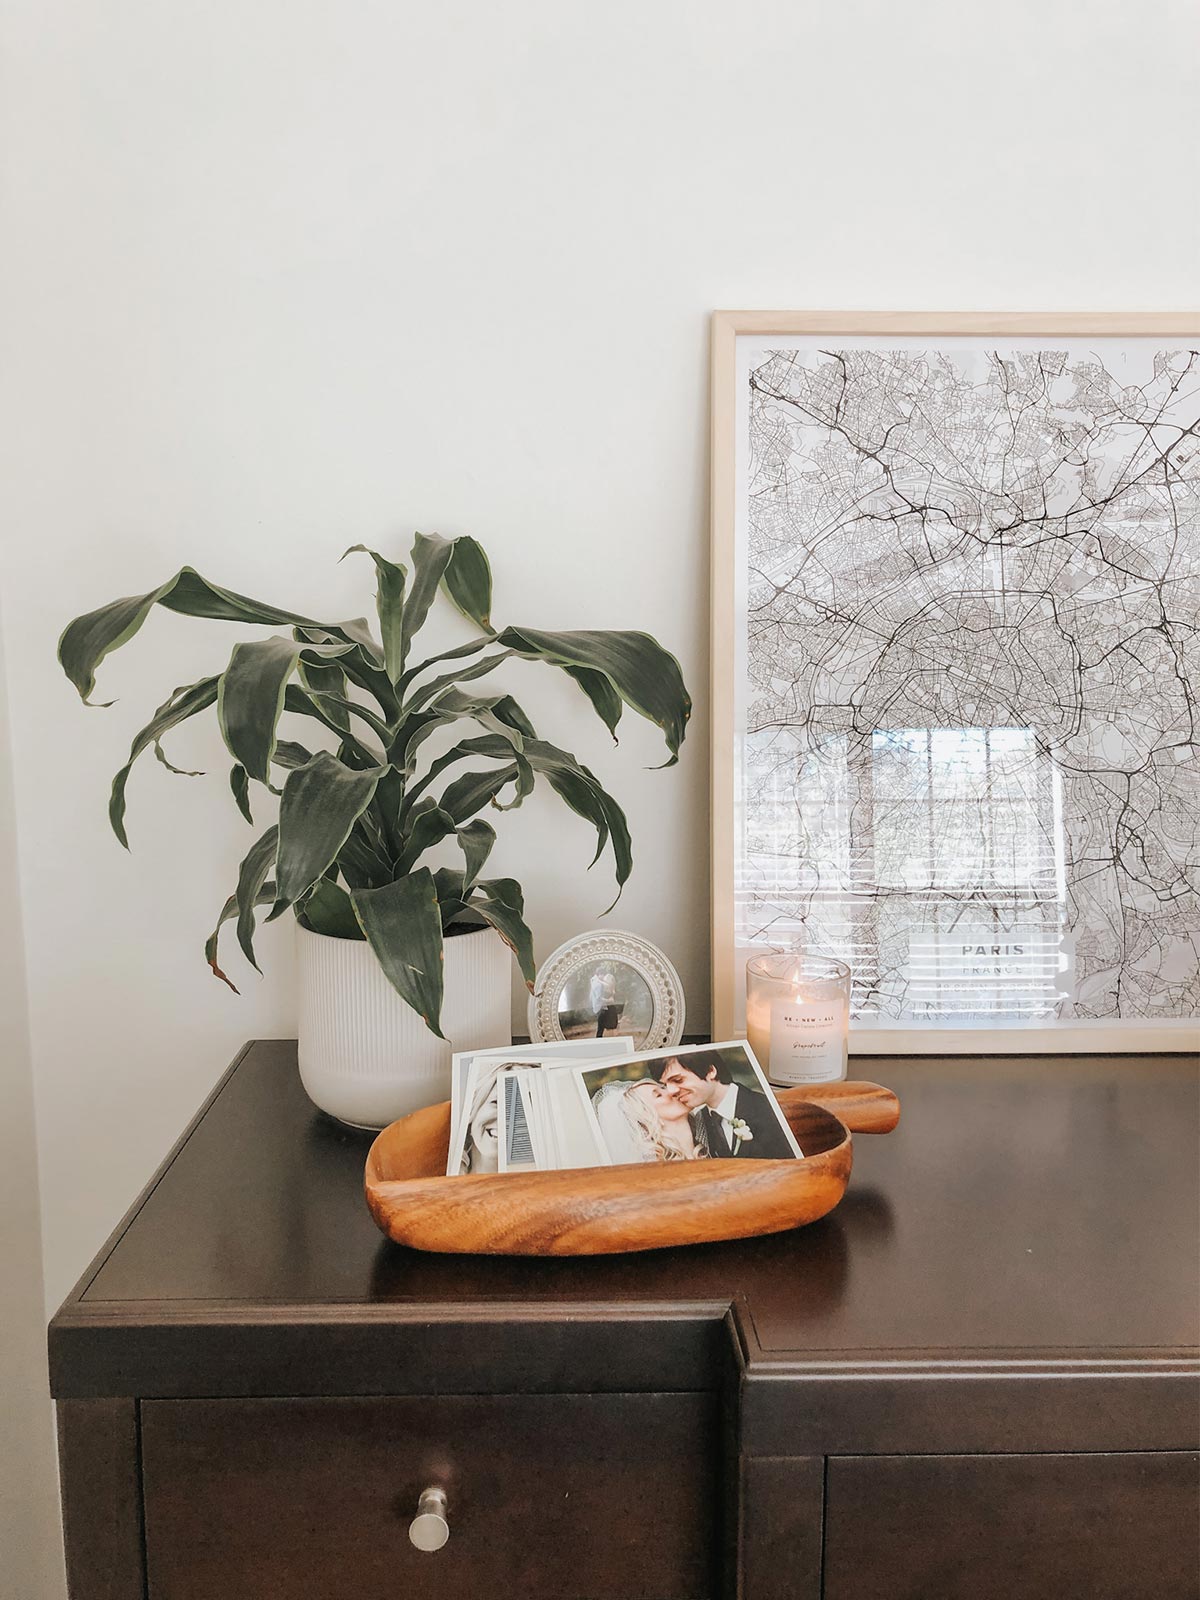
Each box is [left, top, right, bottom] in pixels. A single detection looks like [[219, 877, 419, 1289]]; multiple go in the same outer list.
[[446, 1040, 804, 1177]]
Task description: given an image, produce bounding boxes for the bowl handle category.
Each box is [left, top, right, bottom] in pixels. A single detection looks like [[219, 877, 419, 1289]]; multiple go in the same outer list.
[[776, 1080, 900, 1135]]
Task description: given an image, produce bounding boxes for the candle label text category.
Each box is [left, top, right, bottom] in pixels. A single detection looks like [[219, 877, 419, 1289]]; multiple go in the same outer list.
[[769, 998, 845, 1084]]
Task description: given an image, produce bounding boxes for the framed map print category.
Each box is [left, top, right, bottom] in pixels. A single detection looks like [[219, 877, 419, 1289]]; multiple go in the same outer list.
[[711, 312, 1200, 1051]]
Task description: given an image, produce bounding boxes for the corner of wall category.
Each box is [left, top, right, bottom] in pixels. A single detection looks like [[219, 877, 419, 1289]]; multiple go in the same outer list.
[[0, 607, 67, 1600]]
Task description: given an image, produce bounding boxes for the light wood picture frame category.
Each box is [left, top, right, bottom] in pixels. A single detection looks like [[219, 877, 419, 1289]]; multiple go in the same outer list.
[[711, 311, 1200, 1052]]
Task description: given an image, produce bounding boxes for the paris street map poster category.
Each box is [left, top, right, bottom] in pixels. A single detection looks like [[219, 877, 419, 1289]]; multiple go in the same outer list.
[[710, 313, 1199, 1051]]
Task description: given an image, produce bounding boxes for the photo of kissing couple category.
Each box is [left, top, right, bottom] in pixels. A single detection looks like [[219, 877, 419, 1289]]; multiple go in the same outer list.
[[581, 1043, 802, 1165]]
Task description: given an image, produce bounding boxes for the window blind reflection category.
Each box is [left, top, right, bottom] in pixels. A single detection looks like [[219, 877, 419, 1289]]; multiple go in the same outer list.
[[737, 724, 1069, 1023]]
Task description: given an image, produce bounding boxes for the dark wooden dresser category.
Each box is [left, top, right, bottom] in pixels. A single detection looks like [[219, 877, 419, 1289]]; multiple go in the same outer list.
[[50, 1044, 1200, 1599]]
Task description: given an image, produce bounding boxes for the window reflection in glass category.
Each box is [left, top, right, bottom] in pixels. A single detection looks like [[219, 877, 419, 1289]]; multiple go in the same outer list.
[[738, 725, 1069, 1024]]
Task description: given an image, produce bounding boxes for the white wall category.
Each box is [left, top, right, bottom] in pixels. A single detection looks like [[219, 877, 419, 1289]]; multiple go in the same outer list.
[[0, 0, 1196, 1470]]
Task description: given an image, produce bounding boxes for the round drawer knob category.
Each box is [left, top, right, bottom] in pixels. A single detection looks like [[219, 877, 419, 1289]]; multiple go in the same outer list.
[[409, 1487, 450, 1552]]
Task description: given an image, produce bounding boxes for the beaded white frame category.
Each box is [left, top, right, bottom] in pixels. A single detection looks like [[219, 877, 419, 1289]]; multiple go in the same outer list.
[[527, 929, 686, 1050]]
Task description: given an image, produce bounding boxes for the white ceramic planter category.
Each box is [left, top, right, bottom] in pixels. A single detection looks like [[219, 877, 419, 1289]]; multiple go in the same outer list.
[[296, 923, 512, 1128]]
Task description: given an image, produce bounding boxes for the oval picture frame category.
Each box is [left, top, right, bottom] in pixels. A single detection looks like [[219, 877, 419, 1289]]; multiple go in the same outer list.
[[527, 929, 686, 1051]]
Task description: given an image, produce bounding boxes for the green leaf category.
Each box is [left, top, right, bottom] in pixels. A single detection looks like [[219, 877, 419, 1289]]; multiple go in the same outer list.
[[59, 584, 176, 705], [546, 762, 633, 906], [234, 826, 279, 972], [491, 742, 535, 811], [388, 685, 534, 778], [292, 627, 365, 661], [402, 648, 515, 714], [449, 687, 535, 739], [343, 546, 408, 682], [432, 866, 470, 929], [462, 734, 632, 901], [396, 802, 457, 874], [489, 692, 537, 739], [108, 677, 219, 848], [399, 732, 508, 816], [302, 688, 391, 745], [229, 764, 254, 824], [388, 708, 451, 772], [217, 637, 300, 784], [205, 880, 277, 992], [442, 536, 493, 631], [402, 729, 533, 822], [336, 823, 395, 891], [401, 532, 454, 661], [469, 876, 535, 988], [158, 569, 319, 628], [352, 868, 446, 1037], [400, 740, 476, 813], [58, 566, 322, 705], [272, 751, 386, 915], [456, 819, 496, 893], [562, 665, 623, 744], [298, 658, 351, 732], [354, 798, 391, 862], [371, 766, 405, 858], [439, 762, 521, 824], [397, 635, 491, 695], [327, 615, 385, 665], [426, 686, 537, 747], [497, 626, 691, 765], [301, 877, 364, 940], [295, 622, 396, 716], [152, 739, 203, 777], [282, 685, 380, 768], [272, 739, 314, 770], [57, 566, 403, 709]]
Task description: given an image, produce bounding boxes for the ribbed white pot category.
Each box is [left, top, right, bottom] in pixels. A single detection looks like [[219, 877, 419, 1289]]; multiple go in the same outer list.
[[296, 923, 512, 1129]]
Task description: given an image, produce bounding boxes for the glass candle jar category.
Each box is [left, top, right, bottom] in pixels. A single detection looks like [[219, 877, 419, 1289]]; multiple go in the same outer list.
[[745, 953, 851, 1086]]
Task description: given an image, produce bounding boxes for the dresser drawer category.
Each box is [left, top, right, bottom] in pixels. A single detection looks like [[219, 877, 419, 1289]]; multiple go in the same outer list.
[[141, 1393, 718, 1600], [823, 1451, 1200, 1600]]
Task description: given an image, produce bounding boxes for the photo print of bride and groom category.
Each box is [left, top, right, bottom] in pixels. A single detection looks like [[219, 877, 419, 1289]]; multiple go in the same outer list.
[[447, 1040, 803, 1177], [581, 1044, 801, 1164]]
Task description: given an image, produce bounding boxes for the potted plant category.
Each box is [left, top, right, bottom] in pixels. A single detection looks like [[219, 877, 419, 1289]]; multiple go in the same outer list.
[[58, 533, 691, 1126]]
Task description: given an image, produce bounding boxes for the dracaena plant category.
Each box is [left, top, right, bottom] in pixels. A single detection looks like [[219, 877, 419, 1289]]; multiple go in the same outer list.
[[58, 533, 691, 1038]]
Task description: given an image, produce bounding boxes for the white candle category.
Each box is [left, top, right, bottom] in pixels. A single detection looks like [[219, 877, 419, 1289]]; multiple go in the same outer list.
[[745, 987, 774, 1076], [745, 955, 850, 1086]]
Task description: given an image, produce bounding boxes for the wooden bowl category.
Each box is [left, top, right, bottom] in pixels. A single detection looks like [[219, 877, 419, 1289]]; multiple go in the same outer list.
[[364, 1080, 900, 1256]]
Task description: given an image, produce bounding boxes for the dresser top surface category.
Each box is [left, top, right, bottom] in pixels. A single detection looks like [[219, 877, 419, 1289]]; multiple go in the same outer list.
[[71, 1040, 1199, 1362]]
